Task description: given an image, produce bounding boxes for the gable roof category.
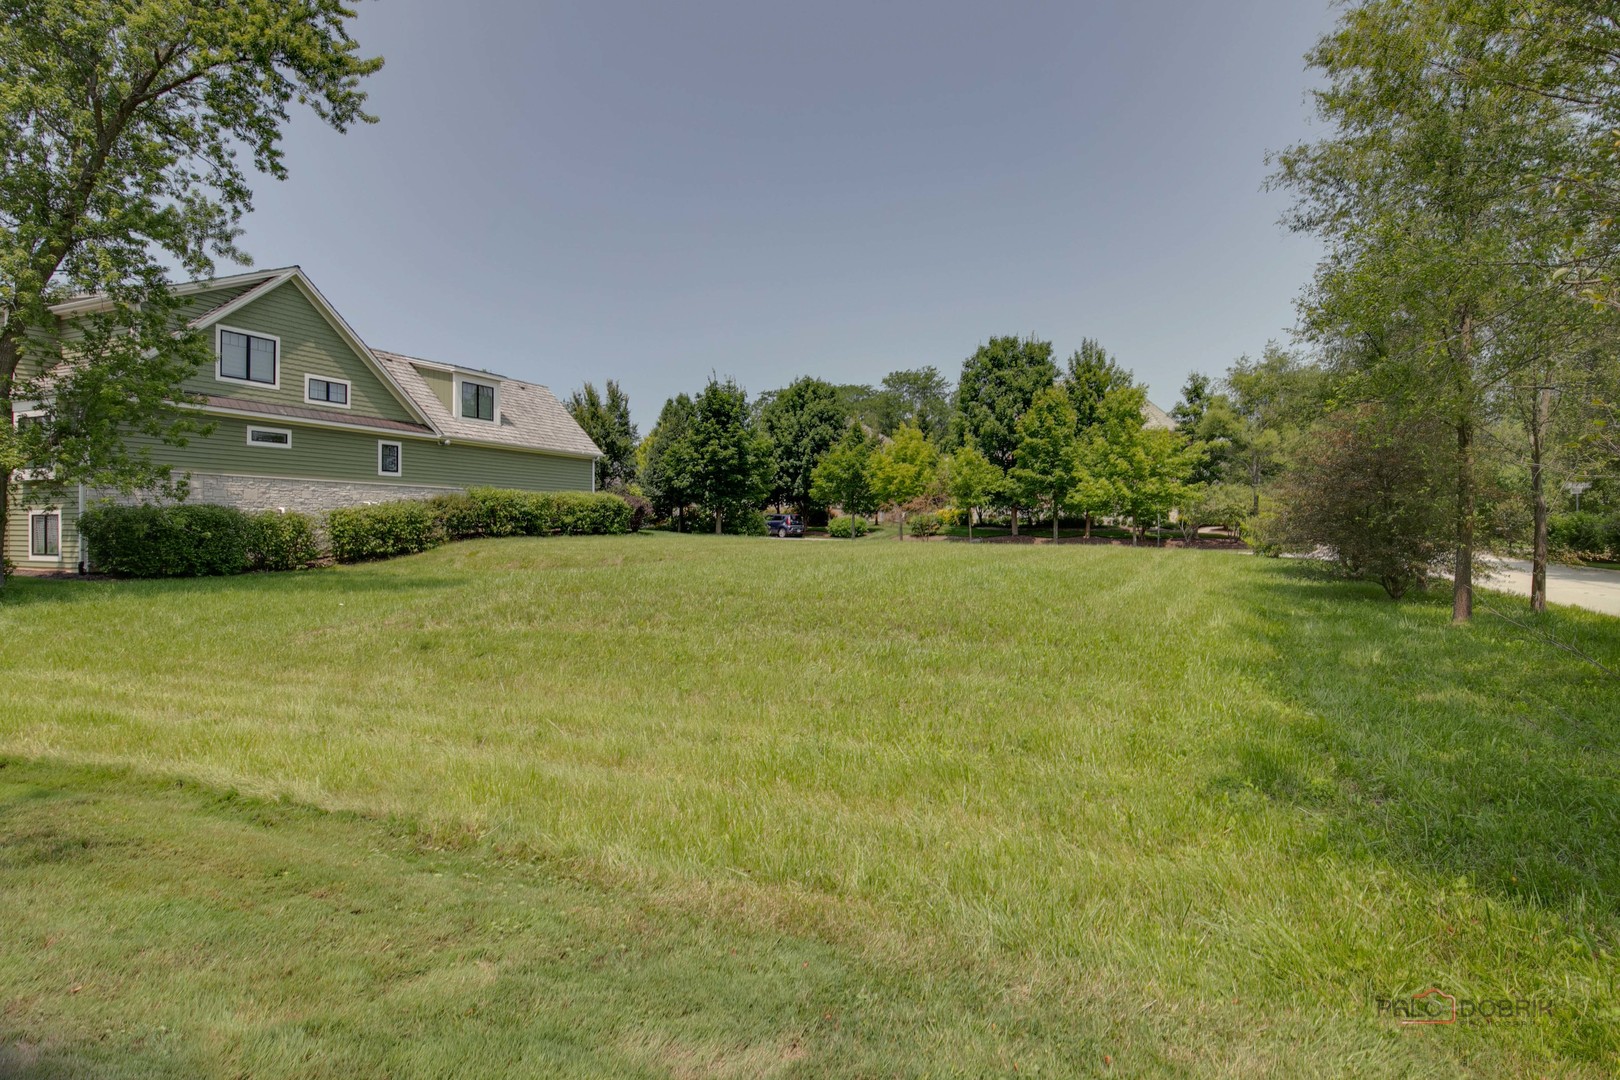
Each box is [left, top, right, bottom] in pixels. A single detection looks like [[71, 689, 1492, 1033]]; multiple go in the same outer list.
[[51, 267, 603, 459], [1141, 399, 1176, 430], [373, 351, 601, 459]]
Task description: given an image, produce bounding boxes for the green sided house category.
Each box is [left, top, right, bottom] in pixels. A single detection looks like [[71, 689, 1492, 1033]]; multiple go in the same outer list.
[[5, 266, 601, 572]]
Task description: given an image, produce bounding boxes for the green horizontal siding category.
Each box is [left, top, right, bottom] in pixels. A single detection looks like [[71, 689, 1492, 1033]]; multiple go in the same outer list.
[[126, 415, 593, 492], [418, 366, 454, 412], [179, 280, 419, 424], [4, 486, 80, 570]]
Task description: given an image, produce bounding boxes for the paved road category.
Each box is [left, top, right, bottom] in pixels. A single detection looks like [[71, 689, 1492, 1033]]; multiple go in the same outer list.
[[1482, 559, 1620, 617]]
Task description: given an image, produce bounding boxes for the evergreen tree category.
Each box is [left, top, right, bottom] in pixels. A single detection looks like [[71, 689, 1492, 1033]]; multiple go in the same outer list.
[[566, 381, 638, 489]]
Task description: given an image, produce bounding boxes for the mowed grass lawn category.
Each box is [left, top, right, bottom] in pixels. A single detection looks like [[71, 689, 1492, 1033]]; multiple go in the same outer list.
[[1, 534, 1617, 1078]]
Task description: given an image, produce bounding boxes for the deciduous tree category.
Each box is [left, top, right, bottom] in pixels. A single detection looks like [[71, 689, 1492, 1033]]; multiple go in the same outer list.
[[945, 444, 1000, 541], [868, 423, 939, 539], [0, 0, 384, 585], [1010, 387, 1080, 539], [810, 423, 877, 537], [689, 377, 773, 534], [954, 336, 1058, 535]]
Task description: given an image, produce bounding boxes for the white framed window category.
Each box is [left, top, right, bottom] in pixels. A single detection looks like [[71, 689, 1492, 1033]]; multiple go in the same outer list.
[[215, 325, 280, 389], [11, 406, 52, 480], [377, 440, 402, 476], [455, 375, 498, 422], [246, 425, 293, 448], [305, 374, 351, 408], [28, 510, 60, 561]]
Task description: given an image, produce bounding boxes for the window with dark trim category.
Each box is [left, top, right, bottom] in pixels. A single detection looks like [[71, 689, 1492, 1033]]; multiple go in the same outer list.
[[219, 330, 276, 385], [460, 380, 496, 421], [307, 377, 349, 405], [247, 427, 291, 447], [378, 440, 402, 476], [30, 512, 59, 557]]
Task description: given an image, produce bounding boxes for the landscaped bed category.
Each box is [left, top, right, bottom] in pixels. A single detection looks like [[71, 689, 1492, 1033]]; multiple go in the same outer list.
[[1, 534, 1616, 1077]]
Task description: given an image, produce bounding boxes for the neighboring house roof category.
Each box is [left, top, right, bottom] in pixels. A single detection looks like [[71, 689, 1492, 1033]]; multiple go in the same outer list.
[[49, 267, 602, 460], [1142, 399, 1176, 431], [374, 351, 602, 459]]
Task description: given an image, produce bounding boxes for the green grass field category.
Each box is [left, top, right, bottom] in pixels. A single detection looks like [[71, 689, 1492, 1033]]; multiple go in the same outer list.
[[2, 534, 1617, 1077]]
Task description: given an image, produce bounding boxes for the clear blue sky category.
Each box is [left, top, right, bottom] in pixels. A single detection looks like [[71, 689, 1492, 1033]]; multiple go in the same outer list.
[[230, 0, 1334, 429]]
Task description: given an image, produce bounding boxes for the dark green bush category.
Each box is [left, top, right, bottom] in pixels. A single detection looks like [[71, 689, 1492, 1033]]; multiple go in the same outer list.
[[464, 487, 538, 537], [1548, 511, 1617, 560], [81, 503, 254, 577], [548, 491, 633, 535], [327, 500, 443, 563], [426, 491, 485, 540], [826, 515, 870, 538], [247, 510, 322, 571]]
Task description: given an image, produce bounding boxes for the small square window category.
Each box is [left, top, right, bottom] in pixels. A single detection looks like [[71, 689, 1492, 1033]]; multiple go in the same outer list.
[[378, 440, 402, 476], [30, 513, 59, 558], [460, 380, 496, 421]]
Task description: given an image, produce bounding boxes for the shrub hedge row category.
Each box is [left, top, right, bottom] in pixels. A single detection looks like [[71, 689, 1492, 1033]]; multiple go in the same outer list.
[[1549, 511, 1620, 561], [79, 488, 638, 576]]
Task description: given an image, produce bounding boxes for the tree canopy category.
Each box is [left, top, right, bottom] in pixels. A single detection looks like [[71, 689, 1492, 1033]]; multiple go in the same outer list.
[[0, 0, 384, 583], [566, 381, 638, 490]]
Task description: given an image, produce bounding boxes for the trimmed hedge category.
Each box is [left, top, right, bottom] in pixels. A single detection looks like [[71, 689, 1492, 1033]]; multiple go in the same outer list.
[[82, 489, 637, 574], [80, 504, 254, 577], [248, 511, 323, 571], [327, 489, 634, 563], [326, 500, 441, 563]]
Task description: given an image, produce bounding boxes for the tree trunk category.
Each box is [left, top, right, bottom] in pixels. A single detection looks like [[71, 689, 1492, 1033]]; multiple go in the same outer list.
[[897, 510, 905, 540], [1052, 503, 1060, 540], [0, 328, 15, 589], [1010, 507, 1019, 537], [1453, 416, 1475, 623], [714, 509, 723, 535], [1084, 513, 1091, 539], [1452, 313, 1477, 624], [1528, 385, 1552, 614]]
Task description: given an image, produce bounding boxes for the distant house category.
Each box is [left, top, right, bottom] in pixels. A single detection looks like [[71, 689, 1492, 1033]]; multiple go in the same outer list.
[[1141, 399, 1176, 431], [6, 266, 600, 572]]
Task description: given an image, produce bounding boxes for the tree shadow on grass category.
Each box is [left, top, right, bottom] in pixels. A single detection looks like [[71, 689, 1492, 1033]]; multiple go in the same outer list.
[[1213, 560, 1620, 933]]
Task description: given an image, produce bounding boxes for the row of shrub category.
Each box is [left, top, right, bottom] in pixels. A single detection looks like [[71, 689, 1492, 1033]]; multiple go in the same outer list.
[[78, 489, 637, 577], [1548, 511, 1620, 562]]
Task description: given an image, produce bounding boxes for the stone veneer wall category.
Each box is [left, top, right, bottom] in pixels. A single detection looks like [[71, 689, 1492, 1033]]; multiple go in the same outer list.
[[94, 474, 458, 515]]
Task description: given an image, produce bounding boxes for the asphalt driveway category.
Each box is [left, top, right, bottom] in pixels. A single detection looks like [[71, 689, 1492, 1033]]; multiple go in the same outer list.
[[1483, 559, 1620, 617]]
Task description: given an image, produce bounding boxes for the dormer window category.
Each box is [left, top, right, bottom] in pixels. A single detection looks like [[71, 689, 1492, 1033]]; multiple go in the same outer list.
[[217, 327, 278, 388], [460, 378, 496, 421]]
